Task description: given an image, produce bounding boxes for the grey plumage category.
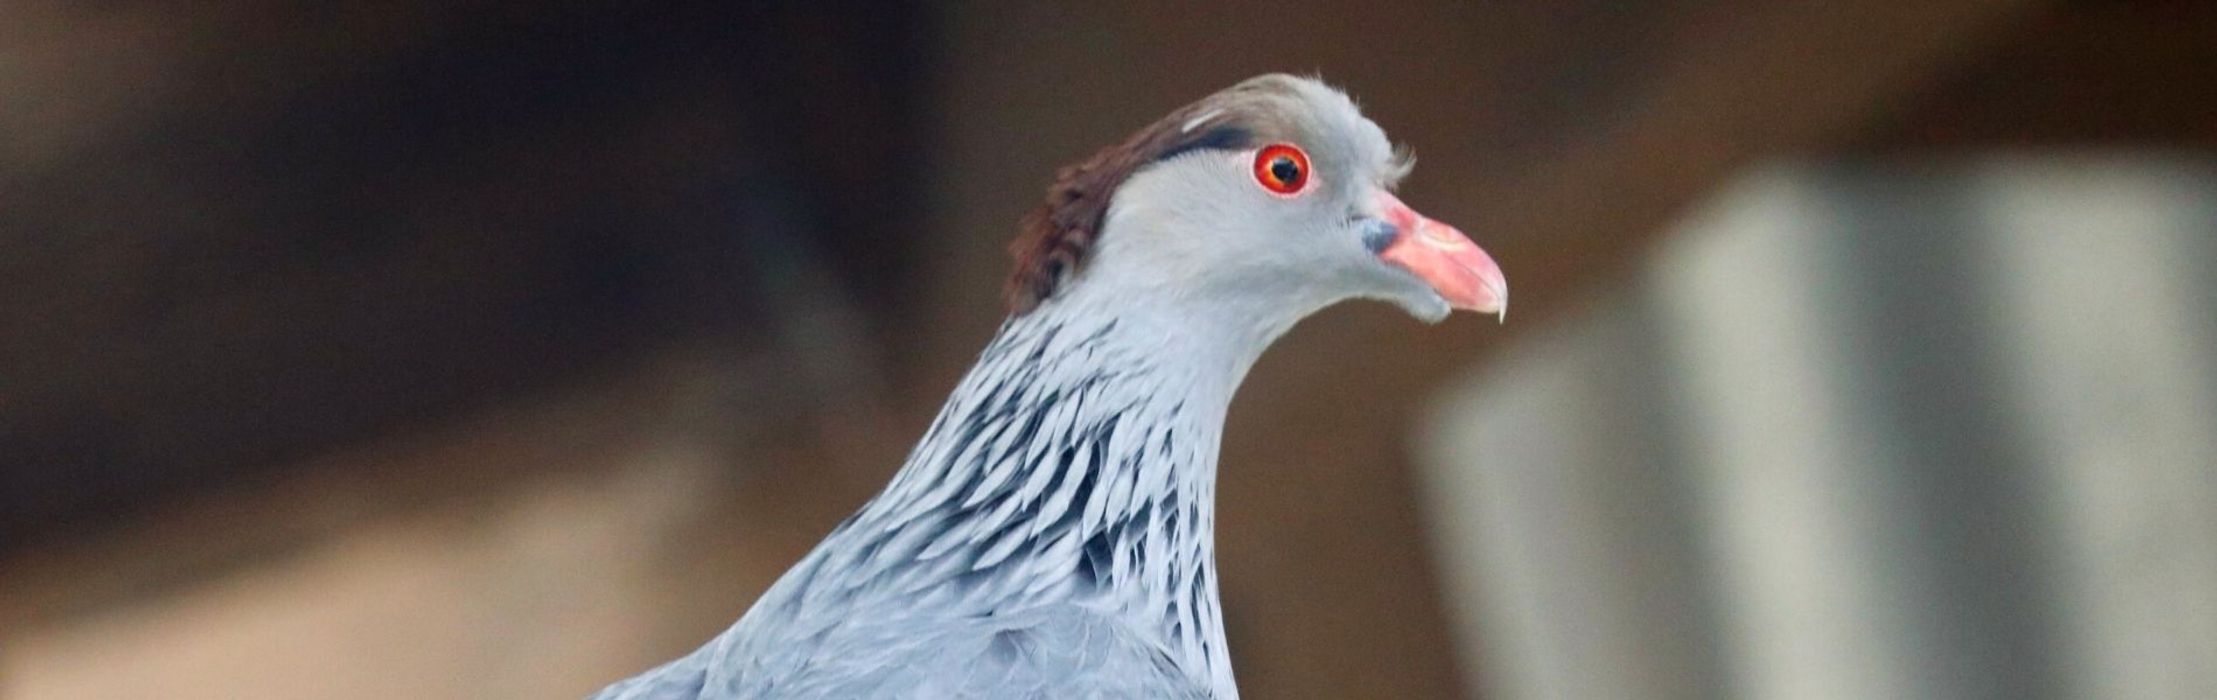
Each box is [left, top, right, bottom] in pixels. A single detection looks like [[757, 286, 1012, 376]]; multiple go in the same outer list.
[[594, 74, 1503, 699], [610, 605, 1206, 699], [603, 310, 1228, 699]]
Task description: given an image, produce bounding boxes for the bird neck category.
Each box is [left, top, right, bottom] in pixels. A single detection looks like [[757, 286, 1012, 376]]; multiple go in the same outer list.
[[827, 290, 1270, 693]]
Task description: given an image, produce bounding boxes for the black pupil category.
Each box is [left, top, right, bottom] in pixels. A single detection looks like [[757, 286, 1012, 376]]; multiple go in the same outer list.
[[1270, 156, 1301, 186]]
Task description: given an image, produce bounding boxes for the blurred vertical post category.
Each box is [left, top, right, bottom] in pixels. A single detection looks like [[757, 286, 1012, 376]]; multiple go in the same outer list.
[[1421, 161, 2217, 700]]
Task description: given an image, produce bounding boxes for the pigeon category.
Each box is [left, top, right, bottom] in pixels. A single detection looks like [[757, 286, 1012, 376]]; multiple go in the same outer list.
[[594, 74, 1506, 700]]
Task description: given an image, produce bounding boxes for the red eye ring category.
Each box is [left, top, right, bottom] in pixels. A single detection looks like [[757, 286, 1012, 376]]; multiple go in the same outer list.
[[1252, 143, 1311, 196]]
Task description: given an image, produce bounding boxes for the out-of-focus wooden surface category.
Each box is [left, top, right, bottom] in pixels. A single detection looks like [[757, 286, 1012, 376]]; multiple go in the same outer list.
[[0, 0, 928, 541], [9, 0, 2215, 697]]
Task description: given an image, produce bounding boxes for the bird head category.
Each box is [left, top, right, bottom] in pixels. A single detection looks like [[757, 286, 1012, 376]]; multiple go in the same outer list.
[[1006, 74, 1506, 330]]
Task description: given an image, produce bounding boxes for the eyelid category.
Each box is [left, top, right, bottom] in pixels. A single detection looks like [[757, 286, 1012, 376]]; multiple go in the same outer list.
[[1252, 143, 1311, 196]]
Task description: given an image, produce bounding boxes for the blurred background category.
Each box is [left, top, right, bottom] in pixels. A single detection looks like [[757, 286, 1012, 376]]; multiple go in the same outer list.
[[3, 1, 2212, 698]]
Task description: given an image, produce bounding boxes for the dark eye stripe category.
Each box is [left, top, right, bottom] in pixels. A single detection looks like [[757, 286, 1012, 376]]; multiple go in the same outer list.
[[1154, 125, 1255, 163]]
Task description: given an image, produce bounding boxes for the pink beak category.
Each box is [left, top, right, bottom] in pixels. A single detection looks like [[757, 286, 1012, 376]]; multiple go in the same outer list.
[[1375, 191, 1508, 321]]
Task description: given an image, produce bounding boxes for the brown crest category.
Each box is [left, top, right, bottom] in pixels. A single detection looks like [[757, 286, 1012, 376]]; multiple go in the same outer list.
[[1003, 98, 1265, 315]]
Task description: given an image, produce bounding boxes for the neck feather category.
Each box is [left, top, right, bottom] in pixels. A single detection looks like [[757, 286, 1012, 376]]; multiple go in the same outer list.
[[799, 288, 1275, 694]]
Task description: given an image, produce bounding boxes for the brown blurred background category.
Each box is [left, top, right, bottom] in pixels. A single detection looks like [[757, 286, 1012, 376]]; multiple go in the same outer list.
[[4, 1, 2214, 698]]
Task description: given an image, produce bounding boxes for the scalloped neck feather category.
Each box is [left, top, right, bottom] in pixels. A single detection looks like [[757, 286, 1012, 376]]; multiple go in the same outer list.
[[722, 292, 1267, 697]]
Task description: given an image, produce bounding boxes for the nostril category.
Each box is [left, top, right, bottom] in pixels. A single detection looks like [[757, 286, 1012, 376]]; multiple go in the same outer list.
[[1359, 218, 1399, 254]]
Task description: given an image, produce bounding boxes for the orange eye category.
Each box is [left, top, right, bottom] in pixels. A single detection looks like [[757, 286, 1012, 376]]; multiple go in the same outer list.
[[1252, 143, 1311, 195]]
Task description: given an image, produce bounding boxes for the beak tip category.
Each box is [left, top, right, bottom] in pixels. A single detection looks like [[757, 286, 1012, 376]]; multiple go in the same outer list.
[[1464, 276, 1508, 324]]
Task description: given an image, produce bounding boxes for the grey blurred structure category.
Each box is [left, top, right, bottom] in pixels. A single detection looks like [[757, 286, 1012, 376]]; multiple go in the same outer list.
[[1423, 160, 2217, 700]]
